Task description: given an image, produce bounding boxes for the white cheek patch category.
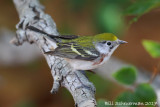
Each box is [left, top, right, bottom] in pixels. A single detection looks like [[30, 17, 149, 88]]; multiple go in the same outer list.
[[96, 44, 109, 54], [108, 45, 119, 56]]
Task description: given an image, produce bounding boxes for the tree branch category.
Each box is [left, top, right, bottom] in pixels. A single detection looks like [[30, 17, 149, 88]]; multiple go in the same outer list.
[[12, 0, 96, 106]]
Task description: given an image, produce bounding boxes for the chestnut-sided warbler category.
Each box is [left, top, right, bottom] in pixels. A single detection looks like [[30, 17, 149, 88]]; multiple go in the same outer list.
[[27, 26, 127, 70]]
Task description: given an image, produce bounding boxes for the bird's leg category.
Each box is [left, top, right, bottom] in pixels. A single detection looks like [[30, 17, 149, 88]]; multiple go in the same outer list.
[[87, 70, 96, 74], [44, 50, 54, 55]]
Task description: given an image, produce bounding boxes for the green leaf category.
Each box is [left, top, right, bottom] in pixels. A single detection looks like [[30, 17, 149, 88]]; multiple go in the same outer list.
[[125, 0, 160, 16], [97, 99, 112, 107], [113, 66, 137, 85], [115, 91, 139, 107], [135, 83, 157, 104], [125, 0, 160, 23], [142, 40, 160, 58], [115, 84, 157, 107]]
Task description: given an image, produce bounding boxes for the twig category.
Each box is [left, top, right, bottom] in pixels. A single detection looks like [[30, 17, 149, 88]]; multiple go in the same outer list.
[[12, 0, 96, 106], [149, 65, 159, 84]]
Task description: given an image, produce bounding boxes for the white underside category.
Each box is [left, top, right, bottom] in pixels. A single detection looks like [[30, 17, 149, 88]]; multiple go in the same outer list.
[[65, 54, 110, 70]]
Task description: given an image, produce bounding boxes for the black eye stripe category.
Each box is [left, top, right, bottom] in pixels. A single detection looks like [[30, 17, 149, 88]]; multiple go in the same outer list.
[[102, 41, 106, 44], [107, 42, 111, 45], [110, 46, 113, 49]]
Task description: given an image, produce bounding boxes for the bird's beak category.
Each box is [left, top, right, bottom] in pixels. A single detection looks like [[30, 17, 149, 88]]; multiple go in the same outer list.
[[118, 40, 128, 44]]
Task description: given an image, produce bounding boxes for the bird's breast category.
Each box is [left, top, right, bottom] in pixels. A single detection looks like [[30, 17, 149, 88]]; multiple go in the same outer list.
[[93, 54, 106, 65]]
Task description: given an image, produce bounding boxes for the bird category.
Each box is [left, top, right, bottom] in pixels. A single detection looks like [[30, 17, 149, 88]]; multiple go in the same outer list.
[[27, 26, 127, 70]]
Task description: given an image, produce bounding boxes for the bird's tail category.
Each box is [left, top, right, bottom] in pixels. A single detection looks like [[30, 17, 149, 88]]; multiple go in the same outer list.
[[26, 26, 60, 42], [26, 26, 79, 42]]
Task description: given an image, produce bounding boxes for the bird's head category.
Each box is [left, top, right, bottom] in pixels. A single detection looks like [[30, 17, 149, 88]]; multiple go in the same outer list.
[[93, 33, 127, 55]]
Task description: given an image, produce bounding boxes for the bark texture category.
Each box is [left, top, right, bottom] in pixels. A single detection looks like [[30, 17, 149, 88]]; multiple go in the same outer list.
[[12, 0, 96, 106]]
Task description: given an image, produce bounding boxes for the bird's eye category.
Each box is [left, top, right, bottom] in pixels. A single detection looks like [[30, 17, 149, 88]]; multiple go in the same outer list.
[[107, 42, 111, 46], [102, 41, 106, 44]]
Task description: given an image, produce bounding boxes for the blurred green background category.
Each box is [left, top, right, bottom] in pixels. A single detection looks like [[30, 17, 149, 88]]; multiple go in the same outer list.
[[0, 0, 160, 107]]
